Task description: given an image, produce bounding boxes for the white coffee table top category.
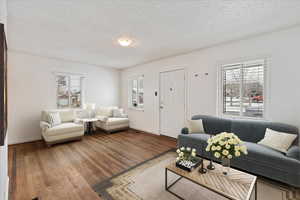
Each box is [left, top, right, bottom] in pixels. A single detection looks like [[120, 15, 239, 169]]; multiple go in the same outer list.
[[78, 118, 98, 122]]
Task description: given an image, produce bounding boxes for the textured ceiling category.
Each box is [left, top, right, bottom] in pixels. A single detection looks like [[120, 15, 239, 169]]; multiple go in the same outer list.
[[7, 0, 300, 68]]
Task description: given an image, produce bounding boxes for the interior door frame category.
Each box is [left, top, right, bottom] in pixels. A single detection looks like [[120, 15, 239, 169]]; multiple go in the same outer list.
[[158, 68, 187, 136]]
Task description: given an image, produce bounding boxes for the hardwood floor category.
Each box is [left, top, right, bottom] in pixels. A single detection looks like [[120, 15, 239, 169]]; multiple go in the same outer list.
[[8, 130, 177, 200]]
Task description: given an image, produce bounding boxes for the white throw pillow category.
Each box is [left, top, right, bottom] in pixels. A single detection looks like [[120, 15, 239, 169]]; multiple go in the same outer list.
[[187, 119, 205, 133], [48, 112, 61, 127], [258, 128, 297, 153]]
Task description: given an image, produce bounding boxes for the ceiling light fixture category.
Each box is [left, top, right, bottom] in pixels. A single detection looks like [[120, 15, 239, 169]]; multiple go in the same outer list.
[[118, 37, 133, 47]]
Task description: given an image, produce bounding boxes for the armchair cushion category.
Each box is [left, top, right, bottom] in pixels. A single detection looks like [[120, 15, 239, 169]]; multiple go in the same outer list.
[[46, 123, 84, 136], [287, 146, 300, 161], [96, 115, 108, 122], [59, 110, 75, 122], [106, 118, 129, 126]]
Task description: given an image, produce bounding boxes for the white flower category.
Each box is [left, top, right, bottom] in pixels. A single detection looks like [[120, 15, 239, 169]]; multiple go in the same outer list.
[[211, 146, 216, 151], [179, 152, 184, 157], [222, 149, 229, 156], [225, 144, 231, 149], [234, 146, 240, 151], [219, 141, 225, 146], [216, 146, 221, 151], [214, 152, 221, 158], [235, 151, 241, 157], [176, 149, 181, 154], [191, 152, 196, 157], [228, 154, 233, 159], [180, 147, 185, 151], [176, 157, 180, 161], [192, 148, 196, 152], [205, 146, 210, 152], [186, 147, 191, 152]]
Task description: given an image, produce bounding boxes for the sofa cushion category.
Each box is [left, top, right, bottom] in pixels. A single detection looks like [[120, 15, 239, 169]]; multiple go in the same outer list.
[[46, 123, 84, 136], [192, 115, 231, 135], [231, 119, 299, 143], [106, 118, 129, 126], [59, 110, 75, 122], [243, 142, 300, 173], [96, 107, 117, 117]]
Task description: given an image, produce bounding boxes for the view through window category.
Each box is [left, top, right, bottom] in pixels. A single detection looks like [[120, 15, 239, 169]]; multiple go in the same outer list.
[[130, 75, 144, 109], [57, 74, 82, 108], [221, 59, 265, 118]]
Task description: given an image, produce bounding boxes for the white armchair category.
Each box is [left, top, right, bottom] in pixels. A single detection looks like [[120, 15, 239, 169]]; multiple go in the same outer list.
[[40, 109, 84, 146], [94, 107, 129, 133]]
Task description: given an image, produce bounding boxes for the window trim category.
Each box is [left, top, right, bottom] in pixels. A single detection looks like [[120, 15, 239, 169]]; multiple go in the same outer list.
[[55, 72, 85, 109], [128, 75, 144, 111], [217, 59, 268, 120]]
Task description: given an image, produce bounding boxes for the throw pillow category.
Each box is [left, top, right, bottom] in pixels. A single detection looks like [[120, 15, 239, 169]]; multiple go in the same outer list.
[[48, 112, 61, 127], [258, 128, 297, 153], [187, 119, 205, 133]]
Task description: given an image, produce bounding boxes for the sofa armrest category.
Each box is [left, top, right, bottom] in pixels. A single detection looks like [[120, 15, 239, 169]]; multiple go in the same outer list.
[[181, 127, 189, 135], [287, 145, 300, 161], [40, 121, 51, 131]]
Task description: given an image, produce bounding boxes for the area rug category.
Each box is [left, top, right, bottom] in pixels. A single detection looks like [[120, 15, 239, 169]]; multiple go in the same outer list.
[[93, 151, 300, 200]]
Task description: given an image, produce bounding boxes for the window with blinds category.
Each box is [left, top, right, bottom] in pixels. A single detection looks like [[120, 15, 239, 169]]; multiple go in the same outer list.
[[221, 59, 265, 118]]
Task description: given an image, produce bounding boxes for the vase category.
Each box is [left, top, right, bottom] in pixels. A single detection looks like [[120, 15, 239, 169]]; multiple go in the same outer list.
[[221, 158, 230, 175]]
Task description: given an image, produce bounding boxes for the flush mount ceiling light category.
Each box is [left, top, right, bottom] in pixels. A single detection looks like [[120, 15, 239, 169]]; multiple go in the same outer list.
[[118, 37, 133, 47]]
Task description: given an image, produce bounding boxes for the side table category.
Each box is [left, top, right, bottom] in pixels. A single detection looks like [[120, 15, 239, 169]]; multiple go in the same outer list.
[[78, 118, 98, 134]]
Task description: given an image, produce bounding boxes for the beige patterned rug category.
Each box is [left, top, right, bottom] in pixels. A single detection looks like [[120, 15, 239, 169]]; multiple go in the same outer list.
[[93, 150, 300, 200]]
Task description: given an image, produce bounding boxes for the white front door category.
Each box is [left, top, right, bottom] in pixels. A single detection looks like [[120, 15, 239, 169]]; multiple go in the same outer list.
[[159, 69, 185, 138]]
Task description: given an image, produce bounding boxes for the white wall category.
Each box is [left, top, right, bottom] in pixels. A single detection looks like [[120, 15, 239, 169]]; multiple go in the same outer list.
[[8, 51, 120, 144], [0, 0, 8, 199], [121, 26, 300, 136]]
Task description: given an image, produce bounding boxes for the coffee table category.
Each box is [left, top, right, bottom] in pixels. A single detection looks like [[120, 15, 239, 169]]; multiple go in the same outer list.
[[165, 159, 257, 200]]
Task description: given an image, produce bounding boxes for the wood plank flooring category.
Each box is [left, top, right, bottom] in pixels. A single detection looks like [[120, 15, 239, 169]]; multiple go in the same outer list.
[[8, 130, 177, 200]]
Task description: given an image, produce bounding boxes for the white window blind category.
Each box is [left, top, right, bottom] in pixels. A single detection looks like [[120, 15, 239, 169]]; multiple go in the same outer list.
[[222, 59, 265, 118]]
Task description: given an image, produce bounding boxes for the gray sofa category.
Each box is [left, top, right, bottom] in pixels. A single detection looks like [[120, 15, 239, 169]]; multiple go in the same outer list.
[[178, 115, 300, 187]]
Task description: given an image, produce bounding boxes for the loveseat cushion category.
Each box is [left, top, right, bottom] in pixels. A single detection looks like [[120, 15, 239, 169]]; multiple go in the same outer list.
[[243, 142, 300, 173], [106, 118, 129, 126], [46, 123, 84, 136], [59, 110, 75, 122]]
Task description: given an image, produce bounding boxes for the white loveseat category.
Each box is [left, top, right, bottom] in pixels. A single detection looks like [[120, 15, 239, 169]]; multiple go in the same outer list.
[[40, 109, 84, 146], [94, 107, 129, 133]]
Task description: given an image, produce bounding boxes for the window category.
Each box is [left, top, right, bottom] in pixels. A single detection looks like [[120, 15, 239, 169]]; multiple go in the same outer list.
[[129, 75, 144, 109], [56, 74, 83, 108], [220, 59, 266, 118]]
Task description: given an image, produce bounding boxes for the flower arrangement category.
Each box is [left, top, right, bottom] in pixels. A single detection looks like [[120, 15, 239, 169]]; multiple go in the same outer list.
[[205, 132, 248, 159], [176, 147, 200, 171], [176, 147, 197, 162]]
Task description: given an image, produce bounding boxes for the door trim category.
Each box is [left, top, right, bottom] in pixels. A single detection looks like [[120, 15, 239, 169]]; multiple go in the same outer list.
[[158, 68, 187, 136]]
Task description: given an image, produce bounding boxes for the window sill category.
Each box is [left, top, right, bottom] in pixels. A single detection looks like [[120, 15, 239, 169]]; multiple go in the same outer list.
[[129, 107, 144, 112], [219, 114, 266, 121]]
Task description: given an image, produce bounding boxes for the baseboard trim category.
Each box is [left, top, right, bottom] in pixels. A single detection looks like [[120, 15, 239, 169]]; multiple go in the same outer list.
[[8, 139, 43, 147], [5, 177, 9, 200]]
